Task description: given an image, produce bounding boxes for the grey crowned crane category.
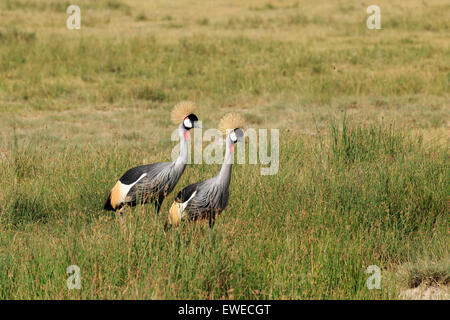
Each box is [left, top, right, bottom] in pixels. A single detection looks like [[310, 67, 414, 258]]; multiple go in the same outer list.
[[166, 113, 245, 233], [104, 101, 201, 216]]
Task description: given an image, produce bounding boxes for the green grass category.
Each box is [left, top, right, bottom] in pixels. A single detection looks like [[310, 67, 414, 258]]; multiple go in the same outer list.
[[0, 34, 447, 109], [0, 120, 447, 299], [0, 0, 448, 299]]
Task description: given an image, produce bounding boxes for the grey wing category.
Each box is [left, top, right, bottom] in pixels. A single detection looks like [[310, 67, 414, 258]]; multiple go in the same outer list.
[[184, 179, 229, 220], [125, 162, 174, 203], [174, 181, 204, 203]]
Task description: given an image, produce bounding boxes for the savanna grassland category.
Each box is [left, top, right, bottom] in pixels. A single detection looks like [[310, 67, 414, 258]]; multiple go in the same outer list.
[[0, 0, 448, 299]]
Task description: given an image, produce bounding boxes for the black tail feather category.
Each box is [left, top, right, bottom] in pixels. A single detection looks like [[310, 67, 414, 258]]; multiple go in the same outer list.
[[104, 192, 115, 211]]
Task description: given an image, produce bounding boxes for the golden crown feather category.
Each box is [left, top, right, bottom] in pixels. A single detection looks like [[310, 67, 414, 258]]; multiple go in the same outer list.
[[219, 113, 245, 135], [171, 101, 197, 124]]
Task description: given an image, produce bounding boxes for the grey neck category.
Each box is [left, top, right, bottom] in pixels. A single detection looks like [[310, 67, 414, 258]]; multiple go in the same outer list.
[[175, 124, 189, 167], [218, 136, 234, 187]]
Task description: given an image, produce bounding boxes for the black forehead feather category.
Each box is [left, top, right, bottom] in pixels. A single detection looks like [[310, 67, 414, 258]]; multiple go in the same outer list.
[[187, 114, 198, 122]]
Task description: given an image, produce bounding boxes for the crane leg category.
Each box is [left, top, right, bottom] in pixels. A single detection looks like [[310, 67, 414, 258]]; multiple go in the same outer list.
[[154, 203, 160, 221], [153, 197, 163, 224], [208, 227, 214, 243], [116, 205, 125, 221], [208, 213, 216, 243]]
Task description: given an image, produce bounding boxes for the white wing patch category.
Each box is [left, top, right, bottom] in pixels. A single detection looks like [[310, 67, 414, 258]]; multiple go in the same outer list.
[[180, 190, 197, 211], [120, 173, 147, 203], [178, 190, 197, 220]]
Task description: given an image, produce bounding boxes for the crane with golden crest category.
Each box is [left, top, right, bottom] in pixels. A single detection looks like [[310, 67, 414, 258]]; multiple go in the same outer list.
[[166, 113, 245, 235], [104, 101, 201, 217]]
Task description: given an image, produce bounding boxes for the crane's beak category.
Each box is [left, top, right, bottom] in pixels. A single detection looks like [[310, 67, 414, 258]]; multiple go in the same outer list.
[[193, 121, 202, 129]]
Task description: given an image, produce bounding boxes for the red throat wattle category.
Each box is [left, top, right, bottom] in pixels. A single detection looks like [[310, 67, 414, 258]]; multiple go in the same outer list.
[[230, 144, 234, 153], [184, 131, 190, 140]]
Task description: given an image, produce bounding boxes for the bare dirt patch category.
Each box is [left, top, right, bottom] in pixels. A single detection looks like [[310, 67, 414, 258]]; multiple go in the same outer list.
[[400, 285, 449, 300]]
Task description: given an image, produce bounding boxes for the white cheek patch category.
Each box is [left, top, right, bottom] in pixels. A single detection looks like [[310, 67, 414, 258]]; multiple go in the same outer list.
[[184, 118, 192, 128], [229, 131, 237, 142]]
